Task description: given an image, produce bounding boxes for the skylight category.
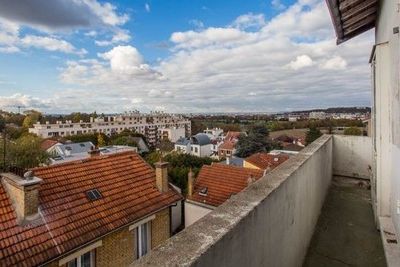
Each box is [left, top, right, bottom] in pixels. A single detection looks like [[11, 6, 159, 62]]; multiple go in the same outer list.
[[86, 189, 102, 201]]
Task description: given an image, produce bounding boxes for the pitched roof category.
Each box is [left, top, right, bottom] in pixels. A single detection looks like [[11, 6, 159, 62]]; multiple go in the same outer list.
[[188, 164, 264, 207], [219, 131, 243, 151], [0, 151, 182, 266], [56, 141, 94, 155], [245, 152, 289, 170], [191, 134, 211, 146], [40, 139, 59, 151]]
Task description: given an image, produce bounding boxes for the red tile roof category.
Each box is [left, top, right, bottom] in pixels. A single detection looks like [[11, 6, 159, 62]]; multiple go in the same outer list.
[[218, 131, 243, 151], [0, 151, 182, 266], [245, 152, 289, 170], [40, 139, 59, 151], [188, 164, 264, 207]]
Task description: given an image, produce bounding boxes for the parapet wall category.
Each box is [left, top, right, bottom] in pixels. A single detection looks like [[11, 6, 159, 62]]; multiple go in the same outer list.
[[332, 135, 372, 179], [133, 135, 333, 267]]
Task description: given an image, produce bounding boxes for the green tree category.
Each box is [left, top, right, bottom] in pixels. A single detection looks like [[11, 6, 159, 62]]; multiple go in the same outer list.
[[344, 127, 362, 136], [72, 112, 82, 123], [235, 125, 273, 158], [305, 126, 322, 145], [22, 116, 34, 128], [111, 135, 138, 147], [1, 134, 49, 169], [97, 133, 106, 147]]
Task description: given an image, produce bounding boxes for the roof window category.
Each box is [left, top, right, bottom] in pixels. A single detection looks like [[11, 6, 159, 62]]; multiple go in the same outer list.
[[86, 189, 102, 201]]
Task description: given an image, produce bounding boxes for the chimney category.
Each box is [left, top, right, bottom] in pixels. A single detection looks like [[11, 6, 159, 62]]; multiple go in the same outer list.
[[187, 168, 194, 197], [1, 171, 42, 224], [155, 161, 169, 192], [88, 147, 101, 157]]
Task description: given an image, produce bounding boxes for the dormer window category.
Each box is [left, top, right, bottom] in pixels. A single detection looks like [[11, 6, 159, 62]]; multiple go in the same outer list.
[[199, 187, 208, 196]]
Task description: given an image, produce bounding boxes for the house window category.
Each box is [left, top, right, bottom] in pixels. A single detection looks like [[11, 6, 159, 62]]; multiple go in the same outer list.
[[67, 250, 95, 267], [136, 222, 151, 259], [195, 147, 198, 153]]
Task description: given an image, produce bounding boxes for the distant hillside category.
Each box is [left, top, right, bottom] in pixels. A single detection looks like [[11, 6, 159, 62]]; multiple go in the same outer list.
[[287, 107, 371, 114]]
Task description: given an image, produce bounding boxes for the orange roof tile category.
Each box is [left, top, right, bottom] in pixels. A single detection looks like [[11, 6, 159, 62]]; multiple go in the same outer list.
[[0, 151, 182, 266], [188, 164, 264, 207], [40, 139, 59, 151], [245, 152, 289, 170]]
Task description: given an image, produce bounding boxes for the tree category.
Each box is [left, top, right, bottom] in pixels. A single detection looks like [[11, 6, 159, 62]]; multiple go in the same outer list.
[[22, 116, 34, 128], [235, 125, 273, 158], [72, 112, 82, 123], [344, 127, 362, 136], [97, 133, 106, 147], [157, 140, 174, 152], [305, 126, 322, 145], [111, 135, 138, 147], [1, 134, 49, 170]]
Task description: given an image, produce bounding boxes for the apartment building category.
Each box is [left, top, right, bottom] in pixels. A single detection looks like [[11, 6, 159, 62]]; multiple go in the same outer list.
[[29, 111, 191, 147], [0, 151, 182, 266]]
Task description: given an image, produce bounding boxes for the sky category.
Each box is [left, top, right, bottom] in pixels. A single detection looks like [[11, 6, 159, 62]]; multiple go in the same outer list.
[[0, 0, 374, 114]]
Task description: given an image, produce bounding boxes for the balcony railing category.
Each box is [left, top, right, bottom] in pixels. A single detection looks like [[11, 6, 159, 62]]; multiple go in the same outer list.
[[133, 134, 379, 267]]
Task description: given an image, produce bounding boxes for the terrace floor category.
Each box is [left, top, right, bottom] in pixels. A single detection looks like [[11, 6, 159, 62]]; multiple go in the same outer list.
[[303, 176, 386, 267]]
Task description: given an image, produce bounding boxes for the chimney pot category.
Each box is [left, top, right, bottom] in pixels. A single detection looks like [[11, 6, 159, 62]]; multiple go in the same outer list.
[[155, 162, 169, 192]]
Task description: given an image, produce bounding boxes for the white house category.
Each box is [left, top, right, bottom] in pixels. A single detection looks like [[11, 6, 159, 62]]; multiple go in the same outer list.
[[174, 133, 213, 157], [158, 127, 185, 143]]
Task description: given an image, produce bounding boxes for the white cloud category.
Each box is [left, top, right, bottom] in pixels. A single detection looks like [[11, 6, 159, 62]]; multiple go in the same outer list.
[[145, 3, 151, 12], [21, 35, 87, 55], [85, 30, 98, 37], [0, 93, 51, 109], [271, 0, 286, 10], [36, 0, 373, 113], [189, 19, 204, 29], [95, 30, 131, 46], [231, 13, 265, 30], [321, 56, 347, 70], [286, 55, 313, 70]]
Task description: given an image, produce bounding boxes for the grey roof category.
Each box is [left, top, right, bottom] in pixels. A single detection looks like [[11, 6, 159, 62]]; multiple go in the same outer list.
[[131, 137, 149, 152], [175, 137, 191, 146], [191, 134, 211, 146], [57, 142, 94, 155], [224, 157, 244, 167]]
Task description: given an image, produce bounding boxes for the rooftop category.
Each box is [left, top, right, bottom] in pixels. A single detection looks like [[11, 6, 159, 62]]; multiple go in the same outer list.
[[0, 151, 182, 266], [244, 152, 289, 170], [188, 163, 264, 207]]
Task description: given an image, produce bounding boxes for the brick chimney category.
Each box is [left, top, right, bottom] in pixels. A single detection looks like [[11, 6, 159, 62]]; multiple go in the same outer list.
[[155, 162, 169, 193], [1, 171, 42, 224], [187, 168, 194, 197]]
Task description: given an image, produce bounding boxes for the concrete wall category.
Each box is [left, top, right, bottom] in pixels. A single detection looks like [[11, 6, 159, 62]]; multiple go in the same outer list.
[[185, 200, 213, 227], [332, 135, 372, 179], [134, 135, 333, 267], [374, 0, 400, 238]]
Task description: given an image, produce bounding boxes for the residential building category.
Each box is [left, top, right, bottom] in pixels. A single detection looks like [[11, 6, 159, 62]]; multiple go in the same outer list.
[[243, 152, 289, 171], [309, 111, 327, 120], [174, 133, 213, 157], [133, 1, 400, 266], [0, 151, 182, 266], [218, 131, 243, 158], [185, 164, 264, 227], [29, 111, 191, 147], [157, 127, 185, 143], [46, 141, 138, 165], [203, 128, 224, 141], [189, 134, 212, 157]]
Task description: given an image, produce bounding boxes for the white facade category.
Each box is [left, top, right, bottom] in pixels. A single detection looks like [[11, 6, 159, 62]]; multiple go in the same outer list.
[[371, 0, 400, 244], [29, 112, 191, 146], [184, 200, 213, 227], [158, 127, 185, 143], [190, 143, 213, 157]]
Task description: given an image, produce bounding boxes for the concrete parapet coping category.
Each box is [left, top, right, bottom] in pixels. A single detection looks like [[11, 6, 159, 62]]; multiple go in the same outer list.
[[133, 135, 333, 266]]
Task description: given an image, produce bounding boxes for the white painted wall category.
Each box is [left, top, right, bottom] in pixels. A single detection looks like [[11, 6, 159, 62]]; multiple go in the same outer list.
[[184, 201, 213, 227], [374, 0, 400, 238], [134, 135, 333, 267], [332, 135, 372, 179], [170, 184, 183, 233]]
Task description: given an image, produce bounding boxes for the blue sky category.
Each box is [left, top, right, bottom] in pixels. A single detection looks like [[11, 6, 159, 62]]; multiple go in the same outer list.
[[0, 0, 373, 114]]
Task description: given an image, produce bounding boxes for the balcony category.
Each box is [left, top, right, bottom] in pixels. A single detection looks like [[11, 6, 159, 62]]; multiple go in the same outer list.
[[133, 135, 385, 266]]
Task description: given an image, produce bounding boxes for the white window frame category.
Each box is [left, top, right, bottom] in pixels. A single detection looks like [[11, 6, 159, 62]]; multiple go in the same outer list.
[[66, 250, 96, 267], [59, 241, 101, 266], [136, 222, 151, 259]]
